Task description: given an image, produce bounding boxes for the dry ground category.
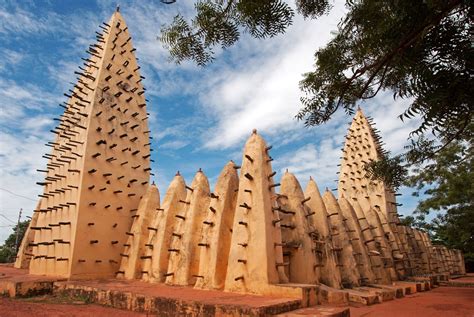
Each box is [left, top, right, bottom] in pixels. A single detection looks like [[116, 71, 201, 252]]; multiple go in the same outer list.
[[350, 286, 474, 317]]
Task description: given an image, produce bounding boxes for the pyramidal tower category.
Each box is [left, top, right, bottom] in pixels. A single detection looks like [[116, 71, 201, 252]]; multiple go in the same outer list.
[[26, 9, 151, 278], [337, 109, 397, 222], [337, 109, 411, 278]]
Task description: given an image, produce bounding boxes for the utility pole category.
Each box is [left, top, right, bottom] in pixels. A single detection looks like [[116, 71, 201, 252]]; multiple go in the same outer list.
[[14, 208, 22, 253]]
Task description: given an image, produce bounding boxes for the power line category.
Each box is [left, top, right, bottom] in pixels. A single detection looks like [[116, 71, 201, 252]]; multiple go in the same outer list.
[[0, 214, 17, 224], [0, 188, 36, 201]]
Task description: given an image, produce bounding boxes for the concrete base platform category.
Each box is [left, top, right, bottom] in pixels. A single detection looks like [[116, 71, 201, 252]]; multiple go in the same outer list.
[[410, 273, 451, 288], [0, 264, 64, 297], [359, 286, 396, 302], [446, 274, 474, 288], [393, 281, 420, 295], [318, 285, 349, 305], [54, 279, 304, 316], [370, 284, 404, 298], [0, 266, 349, 316], [345, 288, 380, 306], [407, 277, 432, 291]]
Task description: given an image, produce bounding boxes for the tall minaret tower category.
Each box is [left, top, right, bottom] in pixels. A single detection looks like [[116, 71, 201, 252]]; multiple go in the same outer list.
[[337, 109, 398, 222], [27, 9, 151, 279], [337, 109, 409, 278]]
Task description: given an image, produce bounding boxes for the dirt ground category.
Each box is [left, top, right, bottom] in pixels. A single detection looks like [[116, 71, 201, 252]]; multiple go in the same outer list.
[[0, 285, 473, 316], [0, 295, 147, 317], [350, 286, 474, 317]]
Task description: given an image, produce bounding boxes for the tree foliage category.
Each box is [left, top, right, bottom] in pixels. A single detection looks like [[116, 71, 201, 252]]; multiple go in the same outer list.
[[160, 1, 473, 270], [403, 129, 474, 270], [160, 0, 472, 189], [301, 0, 472, 188], [0, 220, 30, 263], [160, 0, 300, 66]]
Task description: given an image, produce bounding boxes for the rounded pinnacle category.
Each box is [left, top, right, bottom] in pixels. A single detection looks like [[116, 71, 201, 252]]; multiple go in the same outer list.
[[176, 171, 180, 176], [116, 5, 120, 12], [252, 128, 257, 134], [198, 168, 202, 173]]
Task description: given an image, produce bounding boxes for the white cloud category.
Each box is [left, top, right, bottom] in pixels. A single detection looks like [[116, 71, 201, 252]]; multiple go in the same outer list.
[[0, 78, 60, 115], [197, 3, 346, 149], [0, 5, 50, 35], [0, 49, 24, 72], [160, 140, 189, 150], [275, 138, 342, 189], [0, 133, 46, 242]]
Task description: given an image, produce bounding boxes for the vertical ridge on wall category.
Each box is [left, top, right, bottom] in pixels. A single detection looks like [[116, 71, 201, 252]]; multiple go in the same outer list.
[[338, 197, 377, 285], [278, 171, 320, 284], [195, 161, 239, 290], [166, 170, 210, 286], [350, 200, 393, 284], [323, 190, 360, 288], [225, 130, 288, 294], [304, 179, 342, 289], [141, 173, 187, 282], [117, 184, 160, 279]]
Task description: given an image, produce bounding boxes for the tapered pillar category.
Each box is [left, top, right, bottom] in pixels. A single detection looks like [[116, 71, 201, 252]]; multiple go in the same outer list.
[[117, 184, 159, 279], [338, 197, 377, 285], [323, 190, 360, 288], [398, 225, 418, 275], [454, 249, 466, 275], [350, 200, 392, 284], [224, 130, 288, 295], [433, 245, 449, 274], [278, 171, 320, 284], [304, 178, 342, 288], [195, 161, 239, 290], [413, 229, 431, 274], [166, 170, 211, 286], [141, 173, 186, 282]]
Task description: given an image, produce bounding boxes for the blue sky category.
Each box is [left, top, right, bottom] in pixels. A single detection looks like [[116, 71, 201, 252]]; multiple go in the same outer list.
[[0, 0, 424, 243]]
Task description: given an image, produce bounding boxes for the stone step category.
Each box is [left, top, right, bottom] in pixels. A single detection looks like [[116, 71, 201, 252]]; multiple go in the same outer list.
[[318, 285, 349, 305], [393, 281, 419, 295], [369, 284, 404, 298], [345, 289, 380, 306]]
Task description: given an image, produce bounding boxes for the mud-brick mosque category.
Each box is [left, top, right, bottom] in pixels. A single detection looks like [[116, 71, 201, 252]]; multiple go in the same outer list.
[[14, 8, 465, 308]]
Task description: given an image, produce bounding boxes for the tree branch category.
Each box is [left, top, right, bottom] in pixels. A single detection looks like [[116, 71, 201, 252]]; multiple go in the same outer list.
[[341, 0, 463, 102]]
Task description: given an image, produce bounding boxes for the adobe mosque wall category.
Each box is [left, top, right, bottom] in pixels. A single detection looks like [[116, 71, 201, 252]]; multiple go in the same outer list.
[[15, 10, 465, 298]]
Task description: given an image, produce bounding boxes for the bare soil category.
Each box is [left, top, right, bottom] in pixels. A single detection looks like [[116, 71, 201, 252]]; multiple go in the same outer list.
[[350, 286, 474, 317], [0, 295, 147, 316]]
